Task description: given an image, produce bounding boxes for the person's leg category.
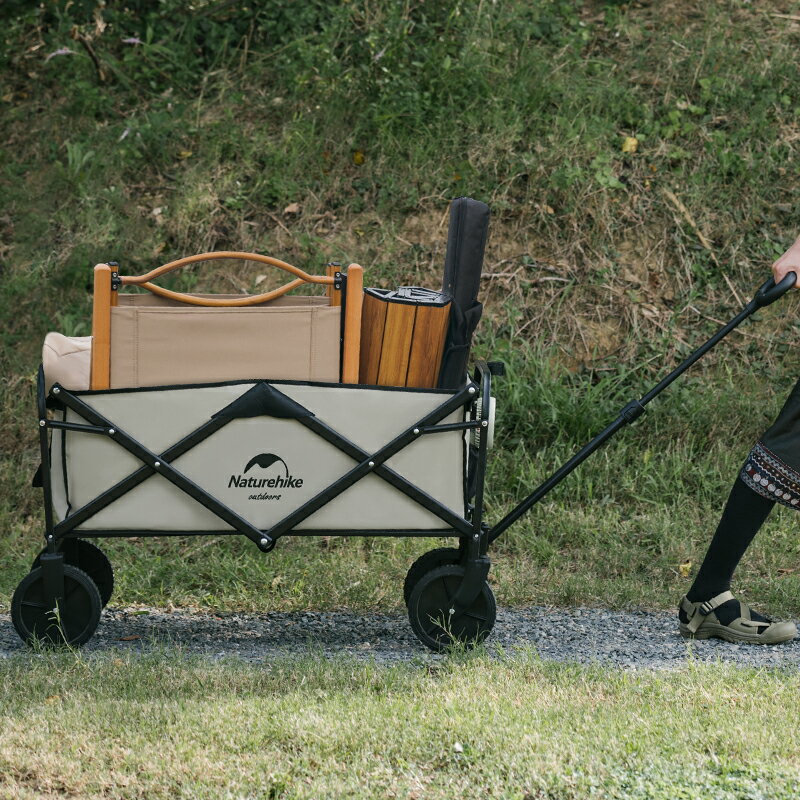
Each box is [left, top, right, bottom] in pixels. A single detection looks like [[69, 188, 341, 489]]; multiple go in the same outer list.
[[679, 372, 800, 643], [681, 475, 775, 627], [679, 453, 797, 643]]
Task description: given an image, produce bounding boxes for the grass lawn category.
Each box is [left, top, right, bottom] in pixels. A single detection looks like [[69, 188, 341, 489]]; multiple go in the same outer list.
[[1, 651, 799, 800]]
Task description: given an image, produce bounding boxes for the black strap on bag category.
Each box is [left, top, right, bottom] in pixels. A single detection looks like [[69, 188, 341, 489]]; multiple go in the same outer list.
[[437, 197, 490, 390]]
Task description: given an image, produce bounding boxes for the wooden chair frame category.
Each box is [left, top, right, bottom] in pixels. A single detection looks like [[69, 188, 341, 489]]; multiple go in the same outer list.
[[90, 251, 363, 390]]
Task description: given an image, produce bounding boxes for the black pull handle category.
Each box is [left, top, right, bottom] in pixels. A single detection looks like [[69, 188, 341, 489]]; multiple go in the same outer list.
[[754, 271, 796, 308]]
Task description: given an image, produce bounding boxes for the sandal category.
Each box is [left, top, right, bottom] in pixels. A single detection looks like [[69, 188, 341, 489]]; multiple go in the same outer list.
[[679, 591, 797, 644]]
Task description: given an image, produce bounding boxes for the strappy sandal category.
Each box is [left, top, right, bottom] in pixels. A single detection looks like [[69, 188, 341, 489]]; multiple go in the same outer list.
[[679, 591, 797, 644]]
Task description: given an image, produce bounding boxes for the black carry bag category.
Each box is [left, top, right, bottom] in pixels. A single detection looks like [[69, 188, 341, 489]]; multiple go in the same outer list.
[[438, 197, 490, 390]]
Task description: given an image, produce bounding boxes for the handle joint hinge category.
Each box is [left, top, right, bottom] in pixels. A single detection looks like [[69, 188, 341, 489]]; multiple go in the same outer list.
[[108, 262, 121, 291], [621, 399, 646, 424]]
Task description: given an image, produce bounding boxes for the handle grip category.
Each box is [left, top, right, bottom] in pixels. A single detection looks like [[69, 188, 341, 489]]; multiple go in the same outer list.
[[117, 251, 335, 308], [754, 271, 796, 308]]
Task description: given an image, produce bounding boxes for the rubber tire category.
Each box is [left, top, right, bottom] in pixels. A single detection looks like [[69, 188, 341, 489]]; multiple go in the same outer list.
[[407, 564, 496, 652], [11, 564, 102, 648], [403, 547, 461, 604], [32, 539, 114, 607]]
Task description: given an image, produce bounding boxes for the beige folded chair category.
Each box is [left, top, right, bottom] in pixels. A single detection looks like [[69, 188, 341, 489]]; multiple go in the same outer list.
[[82, 251, 362, 390]]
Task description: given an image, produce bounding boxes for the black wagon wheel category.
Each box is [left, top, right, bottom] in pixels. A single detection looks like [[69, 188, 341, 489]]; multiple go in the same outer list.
[[32, 539, 114, 607], [407, 564, 496, 652], [11, 564, 102, 648], [403, 547, 461, 604]]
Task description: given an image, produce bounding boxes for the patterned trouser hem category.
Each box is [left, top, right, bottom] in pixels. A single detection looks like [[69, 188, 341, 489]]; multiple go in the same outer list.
[[741, 441, 800, 509]]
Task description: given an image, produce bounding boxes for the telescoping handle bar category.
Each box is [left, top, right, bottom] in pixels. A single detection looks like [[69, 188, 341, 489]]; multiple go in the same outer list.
[[488, 271, 797, 543]]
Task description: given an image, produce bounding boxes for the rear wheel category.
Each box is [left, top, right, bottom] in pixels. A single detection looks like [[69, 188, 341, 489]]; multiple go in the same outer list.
[[11, 564, 102, 648], [33, 539, 114, 607], [407, 564, 496, 652]]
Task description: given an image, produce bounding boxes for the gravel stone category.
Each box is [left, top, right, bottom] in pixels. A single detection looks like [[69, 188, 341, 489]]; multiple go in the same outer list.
[[2, 606, 800, 668]]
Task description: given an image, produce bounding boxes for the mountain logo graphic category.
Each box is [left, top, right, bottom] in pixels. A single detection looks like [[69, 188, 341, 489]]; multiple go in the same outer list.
[[228, 452, 304, 491], [243, 453, 289, 476]]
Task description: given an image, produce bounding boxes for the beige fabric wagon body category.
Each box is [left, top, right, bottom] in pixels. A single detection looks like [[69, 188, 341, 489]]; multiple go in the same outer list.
[[49, 381, 466, 532]]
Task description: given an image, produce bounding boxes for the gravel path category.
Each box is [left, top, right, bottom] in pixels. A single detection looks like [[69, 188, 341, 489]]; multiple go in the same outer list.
[[2, 606, 800, 668]]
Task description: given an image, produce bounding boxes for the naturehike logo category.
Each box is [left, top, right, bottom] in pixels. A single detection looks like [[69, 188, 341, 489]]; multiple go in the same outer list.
[[245, 453, 288, 476], [228, 453, 303, 500]]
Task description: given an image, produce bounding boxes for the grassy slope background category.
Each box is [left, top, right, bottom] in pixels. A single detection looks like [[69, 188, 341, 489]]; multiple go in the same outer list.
[[2, 0, 800, 615]]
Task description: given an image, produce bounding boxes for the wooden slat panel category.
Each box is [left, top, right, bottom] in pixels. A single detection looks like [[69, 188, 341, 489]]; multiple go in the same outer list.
[[341, 264, 363, 383], [359, 292, 388, 385], [90, 264, 113, 390], [406, 301, 451, 388], [377, 302, 416, 386]]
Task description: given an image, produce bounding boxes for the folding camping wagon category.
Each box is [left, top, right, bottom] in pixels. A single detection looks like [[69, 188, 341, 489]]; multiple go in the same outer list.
[[15, 242, 504, 652], [11, 200, 797, 652]]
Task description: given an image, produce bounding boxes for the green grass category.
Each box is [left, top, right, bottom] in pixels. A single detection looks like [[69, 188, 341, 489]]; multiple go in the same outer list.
[[1, 651, 799, 799], [3, 0, 800, 619]]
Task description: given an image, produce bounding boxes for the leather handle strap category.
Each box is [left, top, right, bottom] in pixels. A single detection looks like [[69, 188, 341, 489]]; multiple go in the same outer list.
[[119, 251, 335, 308]]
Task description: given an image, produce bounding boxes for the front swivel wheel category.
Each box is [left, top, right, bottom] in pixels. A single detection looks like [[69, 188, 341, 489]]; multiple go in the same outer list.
[[407, 564, 496, 652]]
